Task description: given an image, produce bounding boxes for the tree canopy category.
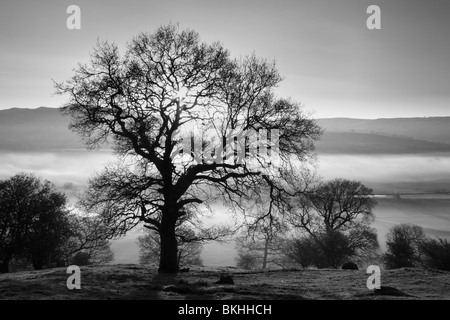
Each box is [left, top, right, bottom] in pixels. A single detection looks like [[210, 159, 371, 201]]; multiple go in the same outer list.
[[383, 223, 426, 269], [0, 173, 69, 272], [0, 173, 114, 273]]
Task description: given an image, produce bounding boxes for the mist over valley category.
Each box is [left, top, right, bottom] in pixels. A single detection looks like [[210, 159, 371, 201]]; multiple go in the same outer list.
[[1, 107, 449, 266]]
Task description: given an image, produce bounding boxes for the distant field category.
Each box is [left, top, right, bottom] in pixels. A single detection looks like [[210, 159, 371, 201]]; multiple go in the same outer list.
[[317, 153, 450, 194], [373, 198, 450, 250]]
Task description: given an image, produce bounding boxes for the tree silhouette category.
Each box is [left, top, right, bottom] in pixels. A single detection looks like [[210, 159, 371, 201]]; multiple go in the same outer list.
[[0, 173, 69, 273], [55, 23, 321, 273], [24, 192, 70, 270]]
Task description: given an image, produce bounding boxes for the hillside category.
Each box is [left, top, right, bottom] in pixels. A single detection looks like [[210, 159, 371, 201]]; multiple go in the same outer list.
[[315, 117, 450, 154], [1, 107, 450, 154], [315, 132, 450, 154], [0, 264, 449, 300], [0, 107, 86, 150]]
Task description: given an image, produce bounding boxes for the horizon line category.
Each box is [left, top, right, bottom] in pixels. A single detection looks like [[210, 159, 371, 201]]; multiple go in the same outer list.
[[1, 106, 450, 121]]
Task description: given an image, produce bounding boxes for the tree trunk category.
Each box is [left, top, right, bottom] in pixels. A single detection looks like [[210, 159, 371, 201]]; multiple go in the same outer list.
[[159, 219, 178, 273], [262, 237, 269, 270]]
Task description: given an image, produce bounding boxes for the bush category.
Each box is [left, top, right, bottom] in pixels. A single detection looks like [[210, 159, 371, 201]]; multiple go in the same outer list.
[[236, 252, 259, 270], [318, 230, 355, 268], [420, 237, 450, 271]]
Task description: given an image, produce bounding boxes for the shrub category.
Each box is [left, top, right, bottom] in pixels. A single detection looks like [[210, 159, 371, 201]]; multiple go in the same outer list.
[[285, 230, 359, 269], [383, 223, 425, 269], [420, 237, 450, 271]]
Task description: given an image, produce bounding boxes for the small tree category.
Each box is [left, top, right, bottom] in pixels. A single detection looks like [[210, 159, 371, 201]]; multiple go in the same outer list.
[[346, 224, 381, 266], [235, 202, 288, 270], [307, 179, 376, 232], [287, 178, 379, 268], [383, 223, 426, 269], [61, 214, 114, 266]]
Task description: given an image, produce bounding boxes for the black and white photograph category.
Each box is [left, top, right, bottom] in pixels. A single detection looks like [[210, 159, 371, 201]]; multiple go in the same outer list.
[[0, 0, 449, 310]]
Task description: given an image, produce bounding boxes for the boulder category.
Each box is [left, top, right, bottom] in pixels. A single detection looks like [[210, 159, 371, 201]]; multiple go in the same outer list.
[[342, 262, 359, 270], [215, 275, 234, 285]]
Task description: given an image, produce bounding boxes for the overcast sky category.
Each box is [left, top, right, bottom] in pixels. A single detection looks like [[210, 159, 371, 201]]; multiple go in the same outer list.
[[1, 0, 449, 118]]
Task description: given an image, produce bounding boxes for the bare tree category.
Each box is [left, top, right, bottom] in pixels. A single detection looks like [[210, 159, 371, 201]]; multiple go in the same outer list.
[[235, 196, 289, 270], [235, 233, 286, 270], [61, 214, 114, 266], [55, 23, 321, 273]]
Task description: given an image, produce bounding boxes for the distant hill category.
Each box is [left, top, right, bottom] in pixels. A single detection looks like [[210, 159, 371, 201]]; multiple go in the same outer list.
[[0, 107, 85, 150], [1, 107, 450, 154], [315, 132, 450, 154], [316, 117, 450, 154], [317, 117, 450, 145]]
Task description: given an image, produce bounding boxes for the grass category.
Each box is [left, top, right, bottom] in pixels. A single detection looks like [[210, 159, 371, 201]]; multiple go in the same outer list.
[[0, 264, 449, 300]]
